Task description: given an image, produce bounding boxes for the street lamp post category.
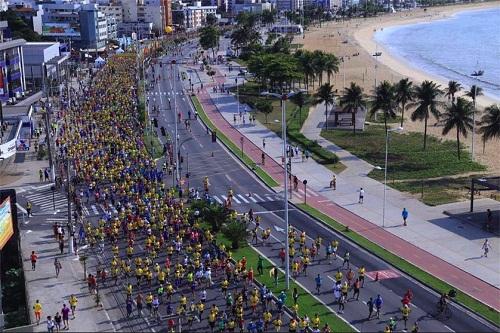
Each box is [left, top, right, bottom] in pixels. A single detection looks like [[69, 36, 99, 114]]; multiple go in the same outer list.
[[235, 77, 240, 118], [377, 127, 403, 228], [51, 185, 55, 211], [303, 180, 308, 204], [281, 95, 290, 290], [172, 60, 180, 184]]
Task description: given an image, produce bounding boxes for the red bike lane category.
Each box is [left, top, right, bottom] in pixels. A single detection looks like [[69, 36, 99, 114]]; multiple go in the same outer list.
[[195, 75, 500, 312]]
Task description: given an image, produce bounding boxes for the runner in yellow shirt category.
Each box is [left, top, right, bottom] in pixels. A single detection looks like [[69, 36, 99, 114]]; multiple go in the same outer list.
[[69, 295, 78, 318]]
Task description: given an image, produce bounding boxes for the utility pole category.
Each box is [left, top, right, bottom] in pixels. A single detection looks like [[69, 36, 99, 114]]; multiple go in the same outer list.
[[67, 159, 74, 254], [42, 63, 55, 181]]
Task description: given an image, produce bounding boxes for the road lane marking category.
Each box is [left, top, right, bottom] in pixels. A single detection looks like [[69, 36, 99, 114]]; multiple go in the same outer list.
[[237, 194, 249, 203]]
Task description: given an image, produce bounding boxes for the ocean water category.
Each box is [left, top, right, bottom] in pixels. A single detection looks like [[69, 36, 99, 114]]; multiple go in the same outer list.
[[374, 8, 500, 101]]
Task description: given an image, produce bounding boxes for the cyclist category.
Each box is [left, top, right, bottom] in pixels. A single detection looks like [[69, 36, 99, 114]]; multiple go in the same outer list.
[[438, 293, 448, 314]]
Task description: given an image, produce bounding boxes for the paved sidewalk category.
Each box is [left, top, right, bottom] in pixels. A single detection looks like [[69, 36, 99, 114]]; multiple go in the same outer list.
[[189, 62, 500, 311]]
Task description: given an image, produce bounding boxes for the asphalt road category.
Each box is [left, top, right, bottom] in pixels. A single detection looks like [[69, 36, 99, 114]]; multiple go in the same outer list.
[[147, 42, 497, 333]]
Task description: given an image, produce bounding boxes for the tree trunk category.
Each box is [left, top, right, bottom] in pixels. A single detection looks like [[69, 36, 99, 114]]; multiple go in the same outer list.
[[457, 128, 460, 159], [423, 113, 428, 150], [325, 103, 328, 130], [400, 102, 405, 128], [352, 110, 356, 134]]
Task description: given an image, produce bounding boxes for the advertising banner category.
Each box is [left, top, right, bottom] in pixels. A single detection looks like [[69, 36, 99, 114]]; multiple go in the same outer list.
[[0, 197, 14, 250], [42, 22, 81, 37]]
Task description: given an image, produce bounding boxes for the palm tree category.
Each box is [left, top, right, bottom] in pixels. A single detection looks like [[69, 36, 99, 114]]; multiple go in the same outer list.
[[409, 80, 444, 150], [445, 80, 462, 104], [312, 50, 326, 86], [440, 97, 474, 159], [290, 91, 308, 125], [370, 81, 398, 133], [395, 78, 414, 128], [314, 83, 336, 130], [477, 104, 500, 153], [324, 53, 340, 85], [255, 100, 273, 123], [466, 85, 483, 107], [340, 82, 365, 134]]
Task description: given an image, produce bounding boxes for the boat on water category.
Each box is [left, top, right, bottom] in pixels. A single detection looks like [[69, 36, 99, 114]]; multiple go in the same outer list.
[[471, 70, 484, 77]]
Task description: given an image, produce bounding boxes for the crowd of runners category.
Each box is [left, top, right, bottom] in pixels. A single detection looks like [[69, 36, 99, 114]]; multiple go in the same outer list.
[[47, 54, 331, 333], [32, 50, 436, 333]]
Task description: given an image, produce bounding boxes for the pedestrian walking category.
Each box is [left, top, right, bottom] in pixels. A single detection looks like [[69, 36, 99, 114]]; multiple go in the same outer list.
[[402, 208, 409, 226], [261, 152, 265, 166], [358, 188, 364, 203], [367, 297, 374, 320], [59, 239, 64, 254], [352, 278, 361, 300], [69, 295, 77, 318], [375, 294, 383, 319], [342, 251, 350, 269], [54, 312, 62, 332], [30, 251, 37, 270], [482, 239, 490, 257], [338, 295, 346, 314], [54, 258, 62, 277], [330, 175, 337, 190], [257, 255, 263, 276], [26, 201, 32, 217], [262, 138, 266, 149], [47, 316, 55, 333], [61, 304, 70, 329], [39, 169, 43, 182], [33, 300, 42, 325]]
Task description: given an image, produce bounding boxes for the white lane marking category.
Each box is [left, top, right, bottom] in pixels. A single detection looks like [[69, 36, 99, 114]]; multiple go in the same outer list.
[[248, 196, 257, 203], [265, 195, 275, 201], [232, 196, 241, 204], [225, 174, 232, 182], [443, 325, 454, 332], [221, 194, 228, 202], [253, 194, 264, 202], [237, 194, 249, 203], [91, 205, 99, 215], [307, 188, 319, 197], [16, 203, 27, 214], [213, 196, 223, 204]]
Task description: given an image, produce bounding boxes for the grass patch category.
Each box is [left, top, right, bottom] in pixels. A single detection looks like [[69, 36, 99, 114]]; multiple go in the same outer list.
[[190, 95, 280, 188], [297, 203, 500, 326], [216, 235, 355, 332], [321, 125, 485, 181], [390, 176, 500, 206], [234, 82, 344, 173], [143, 129, 164, 159]]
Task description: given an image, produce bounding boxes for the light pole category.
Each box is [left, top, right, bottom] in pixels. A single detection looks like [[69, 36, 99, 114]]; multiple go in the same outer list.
[[376, 127, 403, 228], [240, 136, 244, 158], [235, 77, 240, 117], [171, 60, 180, 184], [302, 180, 307, 204], [281, 95, 290, 290], [261, 90, 299, 290], [373, 44, 381, 90]]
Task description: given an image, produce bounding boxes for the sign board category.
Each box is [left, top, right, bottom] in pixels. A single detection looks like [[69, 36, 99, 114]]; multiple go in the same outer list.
[[42, 22, 81, 37], [0, 197, 14, 250]]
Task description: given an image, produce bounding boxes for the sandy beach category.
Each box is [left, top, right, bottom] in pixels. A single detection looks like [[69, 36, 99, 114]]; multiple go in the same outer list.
[[294, 1, 500, 173]]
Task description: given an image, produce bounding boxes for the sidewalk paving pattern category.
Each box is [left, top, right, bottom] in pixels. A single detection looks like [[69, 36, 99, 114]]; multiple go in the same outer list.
[[189, 62, 500, 311]]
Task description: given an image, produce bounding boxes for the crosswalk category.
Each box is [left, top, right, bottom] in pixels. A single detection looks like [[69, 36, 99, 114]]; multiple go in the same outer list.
[[24, 188, 68, 213], [209, 188, 319, 205]]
